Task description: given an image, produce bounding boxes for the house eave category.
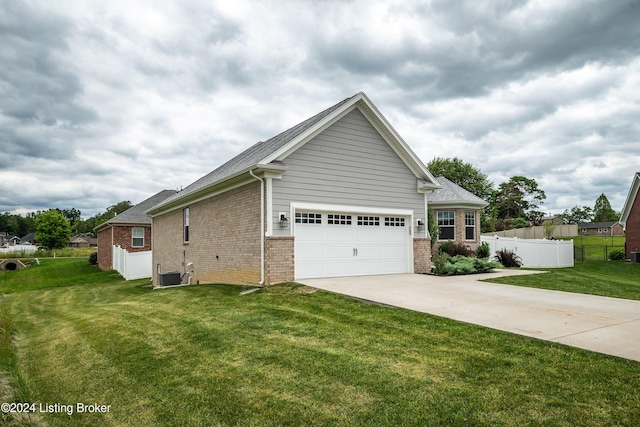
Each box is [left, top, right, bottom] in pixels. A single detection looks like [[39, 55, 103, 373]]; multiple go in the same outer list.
[[261, 92, 440, 186], [147, 163, 287, 217], [620, 173, 640, 226], [429, 201, 488, 209]]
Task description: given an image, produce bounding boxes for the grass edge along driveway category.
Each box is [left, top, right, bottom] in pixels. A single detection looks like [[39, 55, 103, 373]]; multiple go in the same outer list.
[[1, 258, 639, 426]]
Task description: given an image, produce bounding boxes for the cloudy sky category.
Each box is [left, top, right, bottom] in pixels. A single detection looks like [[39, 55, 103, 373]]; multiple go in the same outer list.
[[2, 0, 639, 218]]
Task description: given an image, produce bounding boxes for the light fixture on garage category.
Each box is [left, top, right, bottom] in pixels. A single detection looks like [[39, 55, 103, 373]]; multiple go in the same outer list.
[[279, 212, 289, 228], [416, 219, 425, 232]]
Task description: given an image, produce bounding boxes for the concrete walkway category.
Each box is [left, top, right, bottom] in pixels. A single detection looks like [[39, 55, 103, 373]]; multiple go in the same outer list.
[[299, 271, 640, 362]]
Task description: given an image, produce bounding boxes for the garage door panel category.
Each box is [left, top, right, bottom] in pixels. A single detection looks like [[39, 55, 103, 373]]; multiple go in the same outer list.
[[294, 211, 410, 279]]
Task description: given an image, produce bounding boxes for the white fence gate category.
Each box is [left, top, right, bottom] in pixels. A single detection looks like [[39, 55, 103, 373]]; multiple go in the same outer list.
[[112, 245, 152, 280], [481, 236, 574, 268]]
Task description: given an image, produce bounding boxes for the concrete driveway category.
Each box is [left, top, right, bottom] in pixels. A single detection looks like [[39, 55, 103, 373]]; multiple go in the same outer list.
[[299, 271, 640, 362]]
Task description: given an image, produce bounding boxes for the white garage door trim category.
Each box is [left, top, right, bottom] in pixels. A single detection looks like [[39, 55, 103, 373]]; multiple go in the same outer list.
[[291, 202, 414, 279]]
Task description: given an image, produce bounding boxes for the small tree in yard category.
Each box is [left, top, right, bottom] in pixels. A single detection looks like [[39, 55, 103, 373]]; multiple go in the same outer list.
[[542, 220, 557, 239], [36, 210, 71, 249]]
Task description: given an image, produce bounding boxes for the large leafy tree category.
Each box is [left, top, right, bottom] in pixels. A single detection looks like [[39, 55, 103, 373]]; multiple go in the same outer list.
[[559, 205, 593, 224], [36, 210, 71, 249], [492, 176, 546, 220], [427, 157, 493, 201], [592, 194, 618, 222]]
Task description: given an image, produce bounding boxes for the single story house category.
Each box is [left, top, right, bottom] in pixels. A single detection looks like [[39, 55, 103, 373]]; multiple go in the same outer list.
[[21, 232, 36, 245], [620, 172, 640, 259], [577, 221, 624, 237], [68, 234, 98, 247], [147, 92, 443, 286], [95, 190, 175, 271], [428, 176, 488, 252], [541, 215, 564, 225]]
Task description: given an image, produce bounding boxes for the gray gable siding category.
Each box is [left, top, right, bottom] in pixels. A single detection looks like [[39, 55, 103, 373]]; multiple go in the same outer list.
[[271, 109, 425, 235]]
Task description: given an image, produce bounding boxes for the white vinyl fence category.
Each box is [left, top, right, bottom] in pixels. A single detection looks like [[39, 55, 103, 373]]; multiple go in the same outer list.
[[0, 244, 37, 255], [481, 236, 574, 268], [112, 245, 152, 280]]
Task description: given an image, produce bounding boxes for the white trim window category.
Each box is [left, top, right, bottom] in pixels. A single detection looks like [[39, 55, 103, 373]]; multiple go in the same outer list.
[[465, 211, 476, 240], [183, 208, 190, 243], [437, 211, 455, 240], [132, 227, 144, 247]]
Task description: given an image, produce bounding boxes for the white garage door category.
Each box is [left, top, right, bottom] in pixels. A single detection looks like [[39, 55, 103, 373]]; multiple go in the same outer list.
[[294, 211, 411, 279]]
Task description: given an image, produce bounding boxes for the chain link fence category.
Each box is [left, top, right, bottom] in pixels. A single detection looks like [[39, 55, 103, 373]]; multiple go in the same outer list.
[[573, 245, 625, 261]]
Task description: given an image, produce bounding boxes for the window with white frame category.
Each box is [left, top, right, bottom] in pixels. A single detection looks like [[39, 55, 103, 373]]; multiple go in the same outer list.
[[465, 211, 475, 240], [132, 227, 144, 247], [437, 211, 455, 240], [183, 208, 190, 243]]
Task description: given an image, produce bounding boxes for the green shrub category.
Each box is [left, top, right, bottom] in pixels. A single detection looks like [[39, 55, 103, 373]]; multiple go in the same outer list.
[[89, 252, 98, 265], [438, 241, 474, 257], [493, 249, 523, 268], [608, 249, 625, 261], [432, 252, 450, 275], [476, 242, 490, 259], [435, 255, 500, 276]]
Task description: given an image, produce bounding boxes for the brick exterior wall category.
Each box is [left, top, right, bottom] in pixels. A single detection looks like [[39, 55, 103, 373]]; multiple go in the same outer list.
[[432, 208, 482, 254], [579, 223, 624, 237], [265, 236, 295, 285], [152, 182, 262, 286], [413, 238, 431, 273], [626, 197, 640, 259], [97, 225, 151, 271], [97, 228, 112, 270]]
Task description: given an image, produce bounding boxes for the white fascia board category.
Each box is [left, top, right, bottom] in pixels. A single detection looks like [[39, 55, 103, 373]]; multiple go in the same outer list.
[[620, 173, 640, 225], [261, 92, 440, 187], [429, 201, 488, 209], [290, 202, 413, 217], [356, 94, 437, 183], [261, 97, 362, 164]]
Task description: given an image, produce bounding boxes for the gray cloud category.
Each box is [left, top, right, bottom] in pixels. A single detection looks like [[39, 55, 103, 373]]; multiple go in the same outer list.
[[1, 0, 639, 217]]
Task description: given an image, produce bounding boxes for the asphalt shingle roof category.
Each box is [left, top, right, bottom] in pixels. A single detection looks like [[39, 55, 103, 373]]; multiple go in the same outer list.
[[108, 190, 176, 225], [427, 176, 487, 206]]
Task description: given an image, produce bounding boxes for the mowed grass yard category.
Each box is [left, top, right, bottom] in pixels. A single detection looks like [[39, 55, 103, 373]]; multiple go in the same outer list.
[[1, 259, 640, 426]]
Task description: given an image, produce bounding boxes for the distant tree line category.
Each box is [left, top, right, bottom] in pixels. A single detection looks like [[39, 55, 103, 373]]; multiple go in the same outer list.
[[427, 157, 620, 233], [0, 201, 133, 238]]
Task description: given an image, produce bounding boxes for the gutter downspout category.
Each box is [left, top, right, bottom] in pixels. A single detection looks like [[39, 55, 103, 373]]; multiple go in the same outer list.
[[249, 169, 265, 285]]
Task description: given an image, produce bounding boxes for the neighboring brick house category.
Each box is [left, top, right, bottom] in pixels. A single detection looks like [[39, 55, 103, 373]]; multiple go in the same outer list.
[[147, 92, 443, 286], [95, 190, 175, 271], [577, 222, 624, 237], [427, 176, 488, 253], [620, 172, 640, 260]]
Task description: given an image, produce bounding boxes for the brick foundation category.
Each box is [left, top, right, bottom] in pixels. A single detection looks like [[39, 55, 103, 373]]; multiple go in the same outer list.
[[265, 236, 295, 285], [413, 238, 432, 274]]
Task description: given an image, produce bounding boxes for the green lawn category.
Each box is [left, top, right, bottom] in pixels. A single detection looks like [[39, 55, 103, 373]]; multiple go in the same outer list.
[[559, 235, 625, 261], [1, 259, 639, 426], [486, 261, 640, 300]]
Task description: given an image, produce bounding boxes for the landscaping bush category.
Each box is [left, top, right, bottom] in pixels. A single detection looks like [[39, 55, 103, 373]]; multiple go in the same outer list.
[[434, 255, 500, 276], [89, 252, 98, 265], [432, 252, 450, 275], [476, 242, 490, 259], [608, 249, 626, 261], [493, 249, 523, 268], [438, 241, 474, 257]]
